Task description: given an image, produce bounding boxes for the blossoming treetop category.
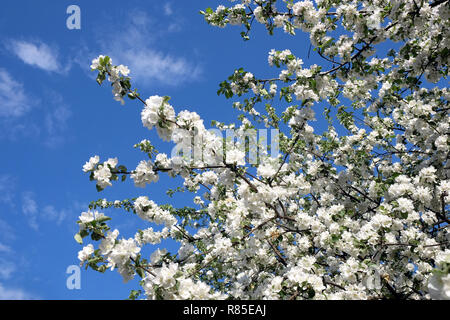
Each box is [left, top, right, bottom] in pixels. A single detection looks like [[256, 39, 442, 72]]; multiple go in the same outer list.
[[76, 0, 449, 300]]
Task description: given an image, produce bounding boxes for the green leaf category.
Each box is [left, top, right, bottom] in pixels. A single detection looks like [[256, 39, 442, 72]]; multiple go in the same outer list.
[[128, 290, 141, 300], [136, 268, 145, 278], [96, 216, 111, 223], [91, 232, 104, 241], [80, 229, 89, 238]]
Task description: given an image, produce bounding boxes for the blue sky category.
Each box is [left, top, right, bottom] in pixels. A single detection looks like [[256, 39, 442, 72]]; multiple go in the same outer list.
[[0, 0, 324, 299]]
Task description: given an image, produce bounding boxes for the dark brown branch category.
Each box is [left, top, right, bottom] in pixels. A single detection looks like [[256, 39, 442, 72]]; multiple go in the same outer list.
[[267, 240, 288, 267], [430, 0, 449, 7]]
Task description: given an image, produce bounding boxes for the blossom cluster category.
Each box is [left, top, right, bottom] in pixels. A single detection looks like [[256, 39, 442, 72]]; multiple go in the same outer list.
[[77, 0, 450, 300], [83, 156, 119, 190], [91, 55, 130, 105]]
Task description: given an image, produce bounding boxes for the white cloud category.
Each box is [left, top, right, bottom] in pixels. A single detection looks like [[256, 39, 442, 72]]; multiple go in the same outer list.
[[0, 243, 17, 281], [95, 10, 201, 86], [164, 3, 173, 16], [42, 205, 68, 226], [0, 260, 15, 280], [0, 175, 15, 206], [8, 40, 62, 73], [20, 192, 84, 231], [0, 86, 72, 147], [0, 283, 34, 300], [0, 118, 41, 141], [44, 200, 85, 227], [118, 49, 202, 86], [0, 219, 15, 242], [42, 91, 72, 148], [0, 69, 31, 118], [45, 107, 70, 135], [0, 243, 11, 254], [21, 192, 38, 231]]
